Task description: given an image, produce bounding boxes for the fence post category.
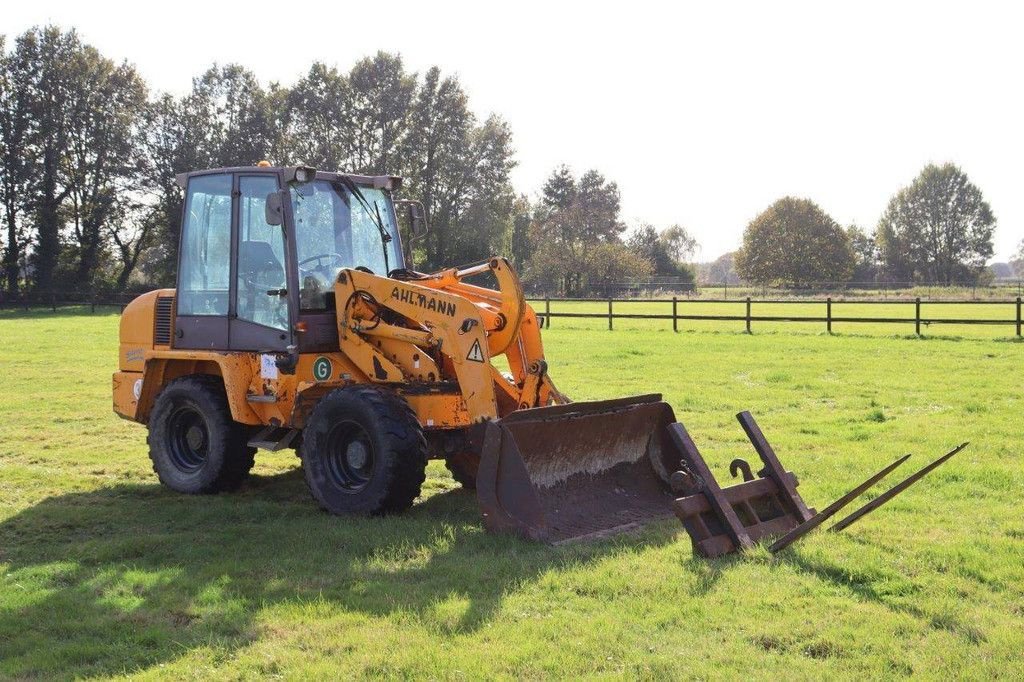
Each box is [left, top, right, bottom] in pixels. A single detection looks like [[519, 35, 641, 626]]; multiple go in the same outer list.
[[826, 297, 832, 334], [544, 296, 550, 329], [745, 297, 752, 334], [672, 296, 678, 333], [724, 280, 728, 300], [607, 298, 613, 331], [1017, 297, 1021, 337], [915, 297, 921, 336]]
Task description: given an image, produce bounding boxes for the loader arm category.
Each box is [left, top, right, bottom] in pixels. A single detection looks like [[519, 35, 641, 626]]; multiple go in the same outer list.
[[333, 257, 562, 421]]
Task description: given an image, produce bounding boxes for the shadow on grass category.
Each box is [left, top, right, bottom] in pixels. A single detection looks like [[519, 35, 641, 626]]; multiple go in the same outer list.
[[0, 469, 673, 677], [779, 550, 988, 645]]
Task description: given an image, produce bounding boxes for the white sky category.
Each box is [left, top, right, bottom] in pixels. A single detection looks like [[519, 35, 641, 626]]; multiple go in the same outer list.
[[5, 0, 1022, 261]]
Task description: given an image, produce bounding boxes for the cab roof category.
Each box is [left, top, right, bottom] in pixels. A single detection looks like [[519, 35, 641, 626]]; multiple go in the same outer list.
[[174, 165, 402, 192]]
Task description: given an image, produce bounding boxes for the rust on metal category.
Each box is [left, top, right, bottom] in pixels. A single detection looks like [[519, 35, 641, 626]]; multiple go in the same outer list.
[[736, 411, 814, 523], [670, 412, 816, 558], [669, 411, 967, 558], [475, 394, 680, 543]]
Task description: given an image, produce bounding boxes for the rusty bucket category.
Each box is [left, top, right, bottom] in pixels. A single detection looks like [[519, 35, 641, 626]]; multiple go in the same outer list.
[[475, 394, 680, 543]]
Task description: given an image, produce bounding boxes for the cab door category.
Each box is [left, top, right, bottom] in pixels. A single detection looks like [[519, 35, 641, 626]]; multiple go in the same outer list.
[[228, 174, 294, 352], [175, 173, 232, 349], [174, 172, 294, 352]]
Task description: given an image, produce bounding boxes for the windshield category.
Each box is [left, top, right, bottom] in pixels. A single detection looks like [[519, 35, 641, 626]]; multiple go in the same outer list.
[[289, 180, 403, 310]]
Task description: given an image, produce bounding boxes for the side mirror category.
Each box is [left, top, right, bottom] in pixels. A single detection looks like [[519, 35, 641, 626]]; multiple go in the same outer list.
[[265, 190, 287, 226], [395, 200, 429, 268]]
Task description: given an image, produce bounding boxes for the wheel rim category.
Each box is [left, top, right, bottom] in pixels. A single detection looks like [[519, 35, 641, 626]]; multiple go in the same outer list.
[[324, 421, 375, 492], [166, 404, 209, 473]]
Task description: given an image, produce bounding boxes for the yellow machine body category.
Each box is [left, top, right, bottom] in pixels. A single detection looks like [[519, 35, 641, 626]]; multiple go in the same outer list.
[[114, 164, 680, 543], [114, 258, 561, 431]]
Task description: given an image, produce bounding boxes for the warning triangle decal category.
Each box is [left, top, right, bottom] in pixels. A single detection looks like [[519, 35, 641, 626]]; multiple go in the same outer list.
[[467, 339, 485, 363]]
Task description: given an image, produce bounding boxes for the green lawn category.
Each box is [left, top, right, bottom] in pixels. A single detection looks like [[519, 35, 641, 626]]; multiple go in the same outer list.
[[1, 308, 1022, 679]]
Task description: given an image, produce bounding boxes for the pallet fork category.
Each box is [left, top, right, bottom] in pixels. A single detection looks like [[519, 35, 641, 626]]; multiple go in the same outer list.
[[669, 412, 967, 558]]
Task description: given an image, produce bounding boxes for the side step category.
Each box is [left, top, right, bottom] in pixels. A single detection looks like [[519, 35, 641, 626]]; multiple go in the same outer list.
[[247, 425, 300, 451]]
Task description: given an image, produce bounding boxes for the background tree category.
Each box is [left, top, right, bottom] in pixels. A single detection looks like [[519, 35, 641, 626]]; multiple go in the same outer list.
[[61, 49, 148, 288], [845, 224, 879, 284], [586, 242, 653, 297], [699, 251, 740, 284], [735, 197, 854, 287], [1011, 239, 1024, 278], [528, 167, 630, 294], [626, 224, 694, 280], [0, 33, 37, 293], [28, 27, 81, 293], [659, 224, 698, 263], [876, 163, 995, 284]]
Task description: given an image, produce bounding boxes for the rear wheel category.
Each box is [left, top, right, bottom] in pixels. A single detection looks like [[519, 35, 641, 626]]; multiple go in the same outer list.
[[301, 385, 427, 515], [147, 375, 256, 493]]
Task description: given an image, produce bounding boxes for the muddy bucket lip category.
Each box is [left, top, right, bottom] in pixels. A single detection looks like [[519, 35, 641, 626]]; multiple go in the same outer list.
[[497, 393, 664, 425], [476, 395, 680, 544]]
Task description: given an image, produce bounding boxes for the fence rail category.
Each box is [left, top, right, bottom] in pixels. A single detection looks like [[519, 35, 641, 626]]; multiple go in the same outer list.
[[529, 296, 1024, 337], [3, 292, 1022, 337]]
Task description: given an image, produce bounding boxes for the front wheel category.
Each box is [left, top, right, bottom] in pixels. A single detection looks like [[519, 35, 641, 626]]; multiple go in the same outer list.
[[147, 375, 256, 493], [301, 386, 427, 515]]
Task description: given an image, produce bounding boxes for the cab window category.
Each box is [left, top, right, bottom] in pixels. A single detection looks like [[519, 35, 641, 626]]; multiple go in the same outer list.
[[236, 176, 288, 330], [178, 174, 231, 316]]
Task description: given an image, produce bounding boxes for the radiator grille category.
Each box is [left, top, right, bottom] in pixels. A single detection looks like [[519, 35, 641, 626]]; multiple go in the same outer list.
[[154, 296, 174, 345]]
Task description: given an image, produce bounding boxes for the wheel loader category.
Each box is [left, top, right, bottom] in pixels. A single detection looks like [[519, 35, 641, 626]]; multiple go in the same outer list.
[[113, 164, 680, 542]]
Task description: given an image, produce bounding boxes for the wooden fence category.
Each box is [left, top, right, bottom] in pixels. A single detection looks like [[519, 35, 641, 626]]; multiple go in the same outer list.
[[529, 296, 1024, 337], [4, 292, 1022, 337]]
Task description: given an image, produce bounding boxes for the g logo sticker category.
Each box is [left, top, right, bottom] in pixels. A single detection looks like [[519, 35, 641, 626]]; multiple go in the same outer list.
[[312, 357, 332, 381]]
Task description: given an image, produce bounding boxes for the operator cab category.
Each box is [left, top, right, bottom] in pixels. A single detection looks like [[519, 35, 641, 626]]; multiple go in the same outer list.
[[173, 165, 420, 354]]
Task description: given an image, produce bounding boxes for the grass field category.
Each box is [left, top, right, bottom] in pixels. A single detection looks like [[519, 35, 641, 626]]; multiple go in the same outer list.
[[1, 308, 1022, 679]]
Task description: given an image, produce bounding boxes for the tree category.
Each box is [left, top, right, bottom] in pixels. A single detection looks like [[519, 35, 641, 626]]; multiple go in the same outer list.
[[876, 163, 995, 284], [440, 115, 517, 266], [575, 170, 625, 243], [540, 165, 576, 210], [846, 224, 879, 284], [586, 242, 653, 297], [735, 197, 854, 287], [345, 52, 415, 175], [701, 251, 739, 284], [27, 27, 82, 292], [659, 224, 698, 263], [186, 64, 278, 168], [0, 33, 37, 293], [62, 48, 148, 288], [1011, 239, 1024, 278], [508, 196, 532, 269], [627, 224, 676, 275], [284, 62, 351, 170]]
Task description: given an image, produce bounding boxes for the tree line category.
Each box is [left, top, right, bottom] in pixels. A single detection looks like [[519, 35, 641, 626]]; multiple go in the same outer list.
[[0, 26, 695, 298], [4, 26, 1009, 299], [733, 163, 1007, 288]]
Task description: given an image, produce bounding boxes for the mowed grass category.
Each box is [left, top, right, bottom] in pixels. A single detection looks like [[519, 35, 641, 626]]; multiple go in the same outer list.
[[1, 307, 1022, 679]]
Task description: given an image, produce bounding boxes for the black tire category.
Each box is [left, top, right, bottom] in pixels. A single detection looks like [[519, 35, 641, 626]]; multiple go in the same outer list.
[[147, 375, 256, 494], [445, 451, 480, 490], [301, 385, 427, 515]]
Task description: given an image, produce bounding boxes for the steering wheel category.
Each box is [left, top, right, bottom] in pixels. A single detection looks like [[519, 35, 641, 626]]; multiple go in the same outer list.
[[299, 253, 346, 270]]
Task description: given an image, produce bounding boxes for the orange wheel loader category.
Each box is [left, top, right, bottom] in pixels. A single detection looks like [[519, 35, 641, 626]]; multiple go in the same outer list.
[[113, 165, 680, 542]]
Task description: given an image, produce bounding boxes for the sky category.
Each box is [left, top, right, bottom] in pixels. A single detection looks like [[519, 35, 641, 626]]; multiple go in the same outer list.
[[5, 0, 1022, 262]]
